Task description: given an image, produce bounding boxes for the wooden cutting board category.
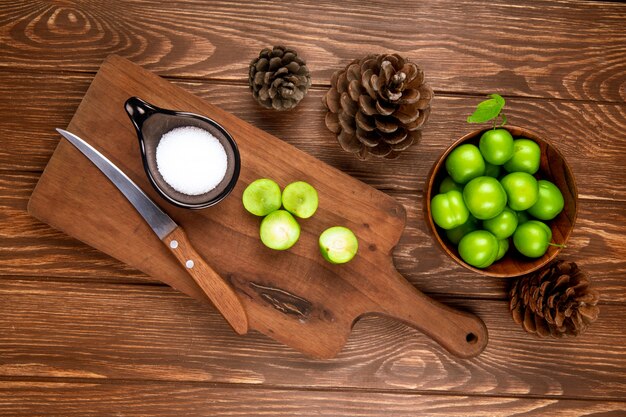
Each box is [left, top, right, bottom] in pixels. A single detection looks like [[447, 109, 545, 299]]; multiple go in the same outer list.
[[28, 55, 487, 359]]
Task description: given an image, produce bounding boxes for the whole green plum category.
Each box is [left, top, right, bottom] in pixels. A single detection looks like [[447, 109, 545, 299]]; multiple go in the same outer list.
[[500, 172, 539, 211], [483, 207, 518, 239], [458, 230, 499, 268], [513, 220, 552, 258], [479, 128, 514, 165], [445, 144, 486, 184], [445, 215, 479, 245], [463, 176, 507, 220], [527, 180, 564, 220], [503, 138, 540, 174], [431, 190, 469, 230]]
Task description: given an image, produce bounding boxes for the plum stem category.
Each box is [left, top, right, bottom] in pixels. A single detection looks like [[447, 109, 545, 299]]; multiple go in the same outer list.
[[491, 113, 507, 129]]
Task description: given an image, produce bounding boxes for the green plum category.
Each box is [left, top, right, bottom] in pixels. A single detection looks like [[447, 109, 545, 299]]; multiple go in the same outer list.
[[445, 144, 486, 184], [500, 172, 539, 211], [458, 230, 499, 268], [445, 215, 479, 245], [260, 210, 300, 250], [516, 210, 531, 224], [513, 220, 551, 258], [528, 219, 552, 241], [527, 180, 564, 220], [431, 190, 469, 230], [484, 161, 501, 178], [319, 226, 359, 264], [242, 178, 282, 216], [503, 139, 541, 174], [483, 207, 518, 239], [496, 238, 509, 261], [282, 181, 319, 219], [439, 176, 462, 193], [479, 128, 514, 165], [462, 176, 507, 220]]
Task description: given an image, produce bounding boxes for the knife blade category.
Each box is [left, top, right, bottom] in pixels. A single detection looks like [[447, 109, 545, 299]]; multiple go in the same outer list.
[[56, 128, 248, 335]]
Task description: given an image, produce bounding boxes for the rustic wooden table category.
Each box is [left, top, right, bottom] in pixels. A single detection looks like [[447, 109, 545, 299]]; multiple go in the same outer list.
[[1, 1, 625, 415]]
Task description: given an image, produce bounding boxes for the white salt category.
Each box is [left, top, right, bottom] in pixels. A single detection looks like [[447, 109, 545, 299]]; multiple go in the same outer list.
[[156, 126, 228, 196]]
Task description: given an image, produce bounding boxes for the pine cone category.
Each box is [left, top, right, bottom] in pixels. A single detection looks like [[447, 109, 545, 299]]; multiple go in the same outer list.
[[322, 53, 433, 159], [509, 260, 600, 338], [249, 46, 312, 111]]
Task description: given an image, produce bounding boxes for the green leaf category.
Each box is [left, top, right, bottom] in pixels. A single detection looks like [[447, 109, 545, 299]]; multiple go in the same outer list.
[[467, 94, 506, 124], [490, 94, 505, 108]]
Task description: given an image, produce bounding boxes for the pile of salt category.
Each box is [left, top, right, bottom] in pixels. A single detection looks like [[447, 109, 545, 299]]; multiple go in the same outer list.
[[156, 126, 228, 196]]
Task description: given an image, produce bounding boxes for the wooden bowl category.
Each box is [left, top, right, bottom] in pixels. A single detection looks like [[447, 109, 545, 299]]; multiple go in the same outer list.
[[424, 125, 578, 278]]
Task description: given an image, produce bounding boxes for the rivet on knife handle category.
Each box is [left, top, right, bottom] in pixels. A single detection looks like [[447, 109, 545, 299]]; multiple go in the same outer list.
[[164, 227, 248, 335]]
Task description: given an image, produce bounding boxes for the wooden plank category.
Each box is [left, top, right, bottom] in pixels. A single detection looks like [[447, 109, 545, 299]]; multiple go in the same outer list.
[[1, 72, 625, 200], [3, 171, 625, 301], [0, 173, 150, 283], [0, 279, 624, 399], [0, 381, 624, 417], [1, 1, 624, 102]]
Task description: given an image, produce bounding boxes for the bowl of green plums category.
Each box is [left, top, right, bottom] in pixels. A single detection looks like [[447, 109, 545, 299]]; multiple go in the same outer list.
[[424, 125, 577, 277]]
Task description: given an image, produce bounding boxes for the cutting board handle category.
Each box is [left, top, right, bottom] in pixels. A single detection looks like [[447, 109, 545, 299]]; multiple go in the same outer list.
[[371, 268, 488, 358]]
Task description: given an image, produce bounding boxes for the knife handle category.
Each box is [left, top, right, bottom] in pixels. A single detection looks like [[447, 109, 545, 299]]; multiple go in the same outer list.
[[163, 227, 248, 335]]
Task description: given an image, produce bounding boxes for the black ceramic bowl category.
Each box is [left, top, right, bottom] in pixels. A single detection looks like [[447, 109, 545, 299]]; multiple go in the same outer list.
[[125, 97, 240, 209]]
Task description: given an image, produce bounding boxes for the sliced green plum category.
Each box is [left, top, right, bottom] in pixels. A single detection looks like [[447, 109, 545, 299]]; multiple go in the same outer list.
[[260, 210, 300, 250], [242, 178, 282, 216], [319, 226, 358, 264], [282, 181, 319, 219]]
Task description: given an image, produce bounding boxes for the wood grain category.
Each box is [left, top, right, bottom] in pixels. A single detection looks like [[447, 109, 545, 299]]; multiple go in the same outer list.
[[2, 171, 624, 301], [0, 279, 624, 400], [0, 381, 624, 417], [1, 1, 625, 413], [0, 1, 624, 102], [28, 55, 489, 359], [1, 72, 625, 202], [0, 171, 148, 281]]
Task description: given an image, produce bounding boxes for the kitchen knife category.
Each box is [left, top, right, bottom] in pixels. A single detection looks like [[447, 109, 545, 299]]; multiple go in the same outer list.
[[56, 128, 248, 335]]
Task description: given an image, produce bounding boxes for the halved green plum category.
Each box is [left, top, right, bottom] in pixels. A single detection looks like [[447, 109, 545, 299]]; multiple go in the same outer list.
[[242, 178, 282, 216], [319, 226, 358, 264], [260, 210, 300, 250], [282, 181, 319, 219]]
